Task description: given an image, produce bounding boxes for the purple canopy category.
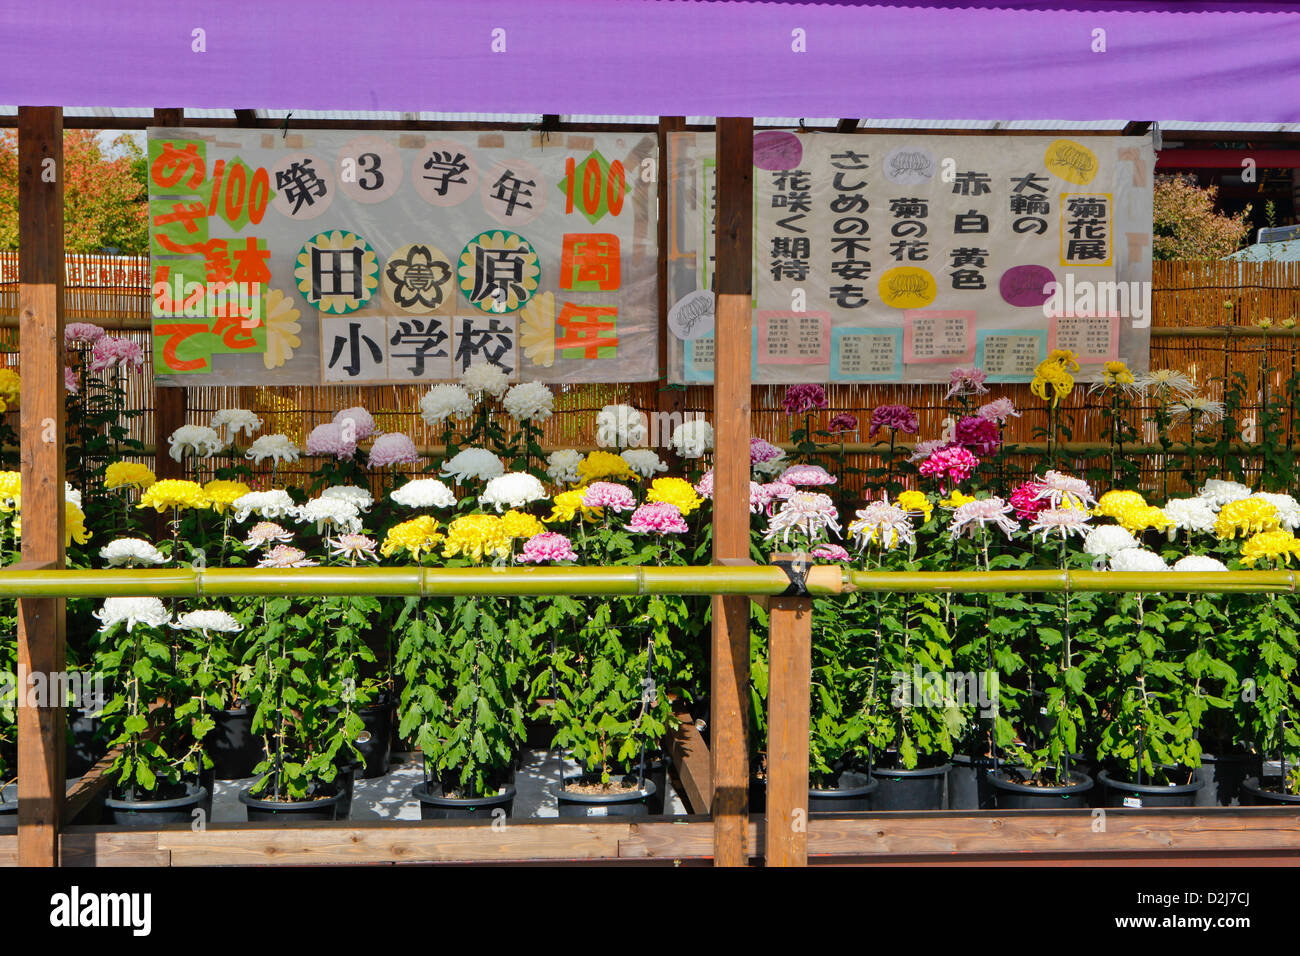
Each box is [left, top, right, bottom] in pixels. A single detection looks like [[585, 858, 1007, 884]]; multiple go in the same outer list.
[[2, 0, 1299, 121]]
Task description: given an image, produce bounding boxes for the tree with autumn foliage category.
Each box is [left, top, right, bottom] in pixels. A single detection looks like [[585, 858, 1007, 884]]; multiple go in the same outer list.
[[0, 129, 148, 253], [1153, 173, 1253, 260]]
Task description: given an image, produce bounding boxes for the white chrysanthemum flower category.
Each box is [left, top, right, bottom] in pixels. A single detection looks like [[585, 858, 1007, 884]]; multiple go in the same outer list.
[[1169, 395, 1226, 429], [479, 472, 547, 512], [1173, 554, 1229, 572], [1108, 548, 1169, 572], [764, 491, 842, 547], [1135, 368, 1196, 401], [949, 497, 1019, 541], [245, 434, 300, 466], [546, 449, 584, 486], [168, 424, 224, 462], [1028, 507, 1091, 543], [1163, 497, 1218, 540], [621, 449, 668, 480], [1082, 525, 1140, 558], [752, 448, 789, 479], [64, 482, 81, 509], [501, 381, 554, 421], [95, 596, 171, 633], [440, 447, 505, 483], [173, 609, 243, 633], [419, 384, 475, 426], [294, 496, 362, 534], [391, 478, 458, 509], [1198, 479, 1253, 509], [210, 408, 263, 438], [670, 419, 714, 459], [232, 489, 297, 523], [595, 405, 649, 449], [1249, 492, 1300, 531], [320, 485, 374, 513], [99, 537, 166, 567], [460, 362, 511, 399], [1032, 470, 1097, 510], [848, 499, 914, 551]]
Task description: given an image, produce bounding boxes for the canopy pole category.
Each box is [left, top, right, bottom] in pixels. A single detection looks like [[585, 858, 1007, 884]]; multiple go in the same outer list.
[[710, 116, 753, 867], [16, 105, 67, 868]]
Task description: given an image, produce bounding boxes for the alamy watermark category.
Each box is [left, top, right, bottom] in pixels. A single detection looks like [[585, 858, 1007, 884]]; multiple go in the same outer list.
[[891, 666, 998, 718], [1, 668, 106, 714], [152, 277, 263, 326], [1041, 275, 1153, 329]]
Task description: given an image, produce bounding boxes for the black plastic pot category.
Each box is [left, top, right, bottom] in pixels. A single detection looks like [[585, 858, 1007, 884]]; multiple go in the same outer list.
[[328, 698, 393, 779], [1240, 776, 1300, 806], [206, 706, 265, 780], [990, 769, 1094, 809], [0, 782, 15, 828], [809, 773, 879, 814], [642, 756, 669, 815], [1098, 768, 1203, 808], [948, 753, 1000, 810], [1194, 752, 1262, 807], [556, 773, 656, 818], [334, 762, 360, 820], [105, 781, 206, 828], [869, 762, 950, 811], [413, 782, 517, 820], [238, 785, 344, 822]]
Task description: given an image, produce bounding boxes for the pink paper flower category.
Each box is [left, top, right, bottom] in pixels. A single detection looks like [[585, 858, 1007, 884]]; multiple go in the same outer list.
[[1009, 480, 1049, 521], [517, 531, 579, 563], [868, 405, 918, 438], [306, 422, 358, 460], [779, 464, 837, 486], [333, 406, 376, 441], [64, 322, 105, 345], [582, 481, 636, 512], [89, 335, 145, 373], [626, 502, 689, 534], [918, 445, 979, 491], [782, 384, 828, 415], [828, 413, 859, 435], [368, 432, 420, 467]]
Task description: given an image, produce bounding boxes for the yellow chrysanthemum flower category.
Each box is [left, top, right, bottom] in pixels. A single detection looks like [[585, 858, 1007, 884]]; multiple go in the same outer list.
[[138, 479, 210, 512], [897, 490, 933, 523], [1214, 498, 1280, 540], [13, 500, 90, 546], [105, 462, 157, 491], [0, 470, 20, 504], [645, 477, 703, 516], [1094, 489, 1147, 519], [1030, 354, 1077, 408], [442, 514, 511, 563], [0, 368, 20, 408], [1118, 504, 1171, 534], [203, 479, 252, 515], [501, 509, 544, 539], [940, 490, 976, 509], [1103, 360, 1134, 387], [576, 450, 634, 484], [544, 487, 601, 523], [1240, 530, 1300, 567], [380, 516, 444, 560]]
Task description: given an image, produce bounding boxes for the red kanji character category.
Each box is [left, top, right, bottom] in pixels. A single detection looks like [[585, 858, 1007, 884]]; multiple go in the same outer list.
[[559, 233, 620, 291], [555, 303, 619, 359], [154, 322, 210, 372], [231, 237, 272, 286], [212, 313, 259, 349], [150, 142, 206, 191], [152, 200, 208, 235]]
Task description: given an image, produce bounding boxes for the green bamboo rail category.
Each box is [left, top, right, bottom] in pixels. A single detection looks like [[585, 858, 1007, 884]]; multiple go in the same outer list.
[[0, 566, 1294, 597]]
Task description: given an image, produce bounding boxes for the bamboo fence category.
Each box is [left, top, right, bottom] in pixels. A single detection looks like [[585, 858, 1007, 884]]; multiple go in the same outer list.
[[2, 254, 1299, 498]]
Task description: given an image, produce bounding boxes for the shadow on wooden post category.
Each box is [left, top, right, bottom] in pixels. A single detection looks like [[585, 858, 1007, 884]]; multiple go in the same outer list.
[[764, 555, 813, 867]]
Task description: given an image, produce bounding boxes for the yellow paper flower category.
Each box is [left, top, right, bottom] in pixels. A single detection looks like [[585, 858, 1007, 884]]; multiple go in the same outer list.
[[940, 490, 976, 509], [1240, 530, 1300, 567], [105, 462, 157, 491], [442, 514, 511, 563], [380, 516, 444, 560], [138, 479, 210, 512], [0, 368, 20, 408], [1214, 498, 1280, 540], [645, 477, 703, 516], [576, 450, 634, 484], [1094, 489, 1147, 519], [897, 490, 933, 523], [501, 509, 544, 539], [203, 479, 252, 515], [544, 488, 601, 523], [262, 288, 303, 371]]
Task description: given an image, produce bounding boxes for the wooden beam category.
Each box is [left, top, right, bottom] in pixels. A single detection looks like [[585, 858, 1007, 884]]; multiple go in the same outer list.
[[233, 109, 258, 127], [835, 119, 858, 133], [151, 109, 187, 521], [710, 116, 754, 868], [666, 706, 711, 814], [16, 105, 67, 869], [765, 591, 812, 867]]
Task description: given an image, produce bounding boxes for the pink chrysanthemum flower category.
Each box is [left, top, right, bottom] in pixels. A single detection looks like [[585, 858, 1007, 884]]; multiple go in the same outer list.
[[581, 481, 636, 512], [918, 445, 979, 491], [517, 531, 579, 564], [955, 415, 1001, 456], [257, 544, 318, 568], [749, 481, 772, 514], [1028, 507, 1091, 543], [764, 491, 841, 547], [949, 497, 1018, 541], [946, 366, 989, 399], [810, 543, 851, 562], [907, 438, 949, 464], [868, 405, 918, 438], [65, 322, 106, 345], [626, 502, 689, 534], [64, 366, 78, 395], [333, 406, 376, 441], [368, 432, 421, 467], [779, 464, 837, 486], [749, 438, 783, 464], [828, 413, 859, 435], [1009, 480, 1049, 521], [89, 335, 145, 373], [761, 481, 797, 515], [782, 384, 828, 415], [977, 397, 1020, 424], [1032, 470, 1098, 511], [244, 521, 293, 549], [306, 422, 358, 461], [330, 533, 378, 563], [694, 470, 714, 497]]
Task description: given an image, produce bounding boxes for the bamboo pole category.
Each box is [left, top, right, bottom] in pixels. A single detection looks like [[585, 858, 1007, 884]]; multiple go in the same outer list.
[[847, 569, 1297, 593]]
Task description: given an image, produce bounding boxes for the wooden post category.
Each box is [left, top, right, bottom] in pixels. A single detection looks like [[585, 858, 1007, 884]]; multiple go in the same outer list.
[[657, 116, 687, 473], [710, 117, 753, 867], [766, 585, 813, 867], [151, 108, 186, 492], [16, 106, 67, 868]]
